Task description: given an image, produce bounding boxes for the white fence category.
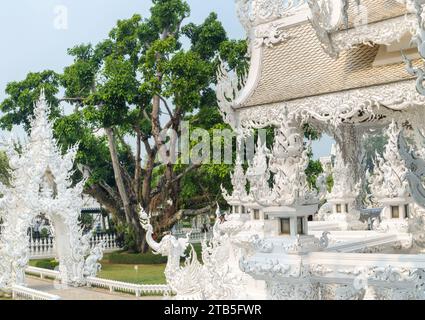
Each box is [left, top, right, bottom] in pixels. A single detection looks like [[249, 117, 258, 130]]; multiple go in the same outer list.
[[26, 266, 60, 280], [12, 284, 61, 300], [25, 266, 168, 298], [29, 233, 121, 259], [86, 277, 169, 297], [173, 230, 213, 243]]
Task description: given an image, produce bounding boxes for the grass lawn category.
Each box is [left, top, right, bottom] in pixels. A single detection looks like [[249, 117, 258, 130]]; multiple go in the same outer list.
[[27, 244, 205, 286], [28, 255, 167, 285], [98, 261, 166, 285]]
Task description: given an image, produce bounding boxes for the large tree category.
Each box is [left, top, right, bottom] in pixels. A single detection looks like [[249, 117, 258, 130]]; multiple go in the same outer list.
[[0, 0, 247, 252]]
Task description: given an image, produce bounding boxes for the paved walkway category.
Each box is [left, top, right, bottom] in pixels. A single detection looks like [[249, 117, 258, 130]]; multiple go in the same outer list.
[[26, 277, 163, 300]]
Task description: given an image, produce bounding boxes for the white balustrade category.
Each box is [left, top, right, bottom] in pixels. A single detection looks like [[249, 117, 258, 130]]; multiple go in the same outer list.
[[86, 277, 169, 297], [12, 284, 61, 300], [28, 233, 121, 259], [26, 266, 61, 280], [24, 266, 168, 297], [173, 230, 213, 243]]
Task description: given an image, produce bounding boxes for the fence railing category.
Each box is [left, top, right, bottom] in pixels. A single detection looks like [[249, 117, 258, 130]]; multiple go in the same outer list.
[[26, 266, 61, 280], [29, 233, 121, 258], [11, 284, 61, 300], [24, 266, 168, 297], [86, 277, 169, 297], [173, 230, 213, 243]]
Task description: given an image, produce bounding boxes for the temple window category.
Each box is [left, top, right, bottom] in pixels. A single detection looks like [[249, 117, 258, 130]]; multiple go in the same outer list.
[[336, 204, 342, 213], [264, 214, 269, 220], [280, 218, 291, 235], [345, 204, 349, 213], [253, 209, 260, 220], [404, 204, 409, 219], [391, 206, 399, 219], [234, 206, 239, 214], [241, 206, 246, 214]]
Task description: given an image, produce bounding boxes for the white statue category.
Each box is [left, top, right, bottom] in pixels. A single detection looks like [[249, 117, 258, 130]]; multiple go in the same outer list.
[[140, 207, 247, 300], [0, 91, 104, 290]]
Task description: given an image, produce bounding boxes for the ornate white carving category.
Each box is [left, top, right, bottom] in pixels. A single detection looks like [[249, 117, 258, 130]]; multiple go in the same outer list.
[[334, 285, 365, 300], [0, 91, 104, 289], [221, 154, 251, 204], [328, 144, 360, 200], [267, 280, 319, 300], [405, 0, 425, 95], [247, 117, 318, 207], [140, 208, 247, 300], [254, 21, 291, 48], [246, 136, 272, 203], [368, 121, 410, 201], [238, 81, 425, 132], [308, 0, 349, 58], [236, 0, 308, 30], [216, 59, 246, 130], [331, 15, 417, 52], [398, 130, 425, 208]]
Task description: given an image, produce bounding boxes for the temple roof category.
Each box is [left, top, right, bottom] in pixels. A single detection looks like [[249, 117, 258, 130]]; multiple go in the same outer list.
[[234, 0, 418, 109]]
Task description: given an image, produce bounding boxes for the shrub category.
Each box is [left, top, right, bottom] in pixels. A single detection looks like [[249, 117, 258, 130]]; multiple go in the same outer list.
[[34, 259, 59, 270], [184, 243, 203, 262], [108, 251, 167, 265]]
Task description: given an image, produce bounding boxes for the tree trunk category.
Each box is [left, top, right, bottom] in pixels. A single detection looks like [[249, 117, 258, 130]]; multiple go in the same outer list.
[[105, 127, 148, 253]]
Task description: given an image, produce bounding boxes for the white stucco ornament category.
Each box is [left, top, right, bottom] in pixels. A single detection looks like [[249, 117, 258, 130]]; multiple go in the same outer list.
[[140, 207, 248, 300], [0, 91, 104, 290], [399, 130, 425, 209], [368, 121, 410, 202], [247, 118, 318, 208]]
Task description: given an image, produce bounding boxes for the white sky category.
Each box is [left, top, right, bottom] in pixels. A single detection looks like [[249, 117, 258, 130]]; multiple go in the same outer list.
[[0, 0, 333, 158]]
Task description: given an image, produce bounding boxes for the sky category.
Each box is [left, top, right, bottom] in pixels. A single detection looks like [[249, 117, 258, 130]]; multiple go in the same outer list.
[[0, 0, 333, 158]]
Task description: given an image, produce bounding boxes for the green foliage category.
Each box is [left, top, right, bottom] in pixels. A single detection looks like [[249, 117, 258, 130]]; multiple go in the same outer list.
[[0, 71, 61, 131], [0, 151, 11, 187], [40, 228, 50, 239], [114, 224, 139, 253], [32, 259, 59, 270], [184, 243, 203, 262], [79, 212, 94, 228], [303, 123, 321, 140], [305, 159, 324, 190], [0, 0, 250, 248], [108, 250, 167, 264], [326, 174, 334, 193]]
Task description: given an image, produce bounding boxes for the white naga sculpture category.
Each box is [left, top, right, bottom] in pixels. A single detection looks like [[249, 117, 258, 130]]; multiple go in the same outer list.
[[140, 207, 252, 300], [398, 129, 425, 246], [368, 121, 412, 233], [0, 91, 104, 290]]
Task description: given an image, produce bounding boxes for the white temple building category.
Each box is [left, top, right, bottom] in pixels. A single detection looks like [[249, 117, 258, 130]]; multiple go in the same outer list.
[[176, 0, 425, 300], [125, 0, 425, 300]]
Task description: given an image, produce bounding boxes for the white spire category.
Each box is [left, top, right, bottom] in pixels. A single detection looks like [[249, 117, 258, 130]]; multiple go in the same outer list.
[[368, 121, 410, 201]]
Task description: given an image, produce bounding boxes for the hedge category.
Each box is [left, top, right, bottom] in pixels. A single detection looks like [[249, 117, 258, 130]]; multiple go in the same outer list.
[[108, 244, 204, 265], [107, 251, 167, 265], [34, 259, 59, 270]]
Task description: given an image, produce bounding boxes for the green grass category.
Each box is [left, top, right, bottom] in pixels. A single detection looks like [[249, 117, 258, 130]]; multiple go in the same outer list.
[[29, 256, 166, 285], [98, 261, 166, 285], [28, 244, 206, 286], [105, 251, 167, 264]]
